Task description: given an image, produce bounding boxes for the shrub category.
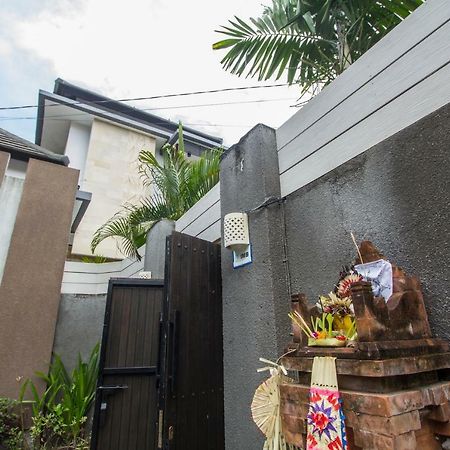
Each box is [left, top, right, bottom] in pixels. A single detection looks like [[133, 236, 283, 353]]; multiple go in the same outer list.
[[0, 398, 23, 450], [19, 343, 100, 449]]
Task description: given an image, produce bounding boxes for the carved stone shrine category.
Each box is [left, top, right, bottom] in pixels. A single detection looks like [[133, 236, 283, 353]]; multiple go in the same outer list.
[[280, 242, 450, 450]]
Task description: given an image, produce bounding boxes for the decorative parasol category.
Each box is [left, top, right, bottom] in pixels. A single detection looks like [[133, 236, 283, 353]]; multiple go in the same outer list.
[[251, 358, 301, 450]]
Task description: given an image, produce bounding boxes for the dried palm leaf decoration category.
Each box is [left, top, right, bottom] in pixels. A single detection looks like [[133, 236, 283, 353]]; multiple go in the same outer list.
[[251, 358, 301, 450]]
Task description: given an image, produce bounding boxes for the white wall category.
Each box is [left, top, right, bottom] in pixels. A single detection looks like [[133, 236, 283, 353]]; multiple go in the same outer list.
[[175, 182, 221, 242], [0, 175, 25, 283], [64, 122, 91, 185], [62, 251, 145, 295], [6, 159, 28, 179], [71, 119, 156, 258], [170, 2, 450, 246]]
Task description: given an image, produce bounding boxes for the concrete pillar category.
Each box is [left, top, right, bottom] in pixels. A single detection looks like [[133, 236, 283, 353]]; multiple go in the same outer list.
[[220, 124, 290, 450], [0, 159, 78, 398], [143, 219, 175, 278]]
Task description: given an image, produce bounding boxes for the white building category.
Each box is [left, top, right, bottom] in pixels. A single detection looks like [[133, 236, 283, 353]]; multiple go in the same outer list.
[[36, 79, 223, 259]]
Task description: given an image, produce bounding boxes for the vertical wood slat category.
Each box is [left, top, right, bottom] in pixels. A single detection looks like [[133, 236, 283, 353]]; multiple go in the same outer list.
[[93, 233, 224, 450], [163, 232, 224, 450], [93, 280, 163, 450]]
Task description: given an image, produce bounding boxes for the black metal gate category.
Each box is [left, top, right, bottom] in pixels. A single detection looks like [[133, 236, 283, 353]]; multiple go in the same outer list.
[[91, 232, 224, 450]]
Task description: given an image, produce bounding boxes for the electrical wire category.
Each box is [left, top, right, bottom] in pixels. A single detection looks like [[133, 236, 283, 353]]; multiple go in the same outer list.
[[0, 97, 305, 122], [0, 82, 291, 111]]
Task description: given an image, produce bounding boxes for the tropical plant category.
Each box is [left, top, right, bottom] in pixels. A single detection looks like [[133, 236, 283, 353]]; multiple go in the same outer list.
[[80, 255, 109, 264], [91, 124, 221, 260], [19, 343, 100, 449], [213, 0, 424, 95], [0, 398, 23, 450]]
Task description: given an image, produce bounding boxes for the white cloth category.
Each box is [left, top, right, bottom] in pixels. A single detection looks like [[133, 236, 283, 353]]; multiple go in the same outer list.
[[354, 259, 393, 302]]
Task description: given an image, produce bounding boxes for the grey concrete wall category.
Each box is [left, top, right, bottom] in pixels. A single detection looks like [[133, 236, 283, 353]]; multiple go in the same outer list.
[[52, 294, 107, 372], [283, 101, 450, 341], [220, 125, 290, 450], [219, 103, 450, 449], [144, 219, 175, 277]]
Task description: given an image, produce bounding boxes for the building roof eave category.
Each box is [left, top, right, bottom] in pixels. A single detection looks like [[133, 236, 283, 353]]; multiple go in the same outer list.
[[1, 127, 69, 166], [52, 78, 223, 146]]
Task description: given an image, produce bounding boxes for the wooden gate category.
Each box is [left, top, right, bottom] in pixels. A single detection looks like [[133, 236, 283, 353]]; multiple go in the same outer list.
[[159, 232, 224, 450], [91, 232, 224, 450], [91, 279, 164, 450]]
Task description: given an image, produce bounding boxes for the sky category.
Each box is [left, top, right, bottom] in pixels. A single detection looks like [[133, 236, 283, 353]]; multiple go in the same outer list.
[[0, 0, 303, 147]]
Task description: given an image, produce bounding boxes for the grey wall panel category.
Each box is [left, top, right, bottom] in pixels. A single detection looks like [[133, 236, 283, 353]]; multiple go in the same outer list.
[[53, 294, 107, 372], [283, 101, 450, 341]]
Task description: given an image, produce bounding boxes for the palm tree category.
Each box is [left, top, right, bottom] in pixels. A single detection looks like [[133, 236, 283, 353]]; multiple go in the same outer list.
[[213, 0, 424, 95], [91, 125, 221, 260]]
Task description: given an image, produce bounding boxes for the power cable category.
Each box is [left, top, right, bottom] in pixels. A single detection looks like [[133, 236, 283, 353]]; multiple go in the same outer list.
[[0, 97, 304, 122], [0, 83, 291, 111]]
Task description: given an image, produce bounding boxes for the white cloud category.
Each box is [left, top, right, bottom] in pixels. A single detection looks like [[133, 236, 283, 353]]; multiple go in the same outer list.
[[0, 37, 12, 57], [5, 0, 303, 145]]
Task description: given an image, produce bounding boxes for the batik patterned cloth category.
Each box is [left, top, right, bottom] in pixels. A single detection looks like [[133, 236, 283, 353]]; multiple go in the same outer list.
[[306, 357, 348, 450]]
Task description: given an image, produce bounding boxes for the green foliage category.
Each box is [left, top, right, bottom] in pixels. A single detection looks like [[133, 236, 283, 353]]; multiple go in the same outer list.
[[310, 313, 335, 337], [91, 123, 221, 260], [19, 343, 100, 449], [0, 398, 23, 449], [213, 0, 424, 94], [80, 255, 108, 264]]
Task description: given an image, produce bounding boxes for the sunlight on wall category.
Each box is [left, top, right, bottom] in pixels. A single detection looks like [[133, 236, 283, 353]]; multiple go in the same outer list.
[[0, 176, 24, 283]]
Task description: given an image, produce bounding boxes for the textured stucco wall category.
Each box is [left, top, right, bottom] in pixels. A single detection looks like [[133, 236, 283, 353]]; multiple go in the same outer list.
[[53, 294, 107, 372], [220, 125, 290, 450], [72, 119, 156, 258], [218, 103, 450, 449], [284, 101, 450, 341], [0, 159, 78, 398]]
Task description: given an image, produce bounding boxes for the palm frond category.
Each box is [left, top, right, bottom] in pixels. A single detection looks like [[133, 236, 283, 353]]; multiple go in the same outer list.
[[91, 125, 221, 260], [91, 213, 146, 260], [213, 0, 424, 88]]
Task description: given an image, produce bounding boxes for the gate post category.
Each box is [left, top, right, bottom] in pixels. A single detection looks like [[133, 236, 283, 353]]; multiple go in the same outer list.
[[220, 124, 290, 450], [143, 219, 175, 277]]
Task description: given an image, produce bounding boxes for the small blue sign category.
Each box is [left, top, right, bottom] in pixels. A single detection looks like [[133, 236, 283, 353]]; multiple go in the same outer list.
[[233, 244, 252, 268]]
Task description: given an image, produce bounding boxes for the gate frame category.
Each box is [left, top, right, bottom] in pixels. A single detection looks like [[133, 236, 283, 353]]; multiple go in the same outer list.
[[90, 278, 165, 450]]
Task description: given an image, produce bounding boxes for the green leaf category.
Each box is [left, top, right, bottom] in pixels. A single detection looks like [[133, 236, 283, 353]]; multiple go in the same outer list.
[[91, 125, 221, 259], [213, 0, 424, 90], [302, 11, 315, 33], [212, 38, 240, 50]]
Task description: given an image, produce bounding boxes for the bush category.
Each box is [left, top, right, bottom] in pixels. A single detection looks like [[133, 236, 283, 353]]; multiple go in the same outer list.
[[0, 398, 23, 450], [19, 343, 100, 450]]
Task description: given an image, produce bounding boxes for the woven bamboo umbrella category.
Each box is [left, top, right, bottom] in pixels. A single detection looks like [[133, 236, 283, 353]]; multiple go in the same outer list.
[[251, 358, 300, 450]]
